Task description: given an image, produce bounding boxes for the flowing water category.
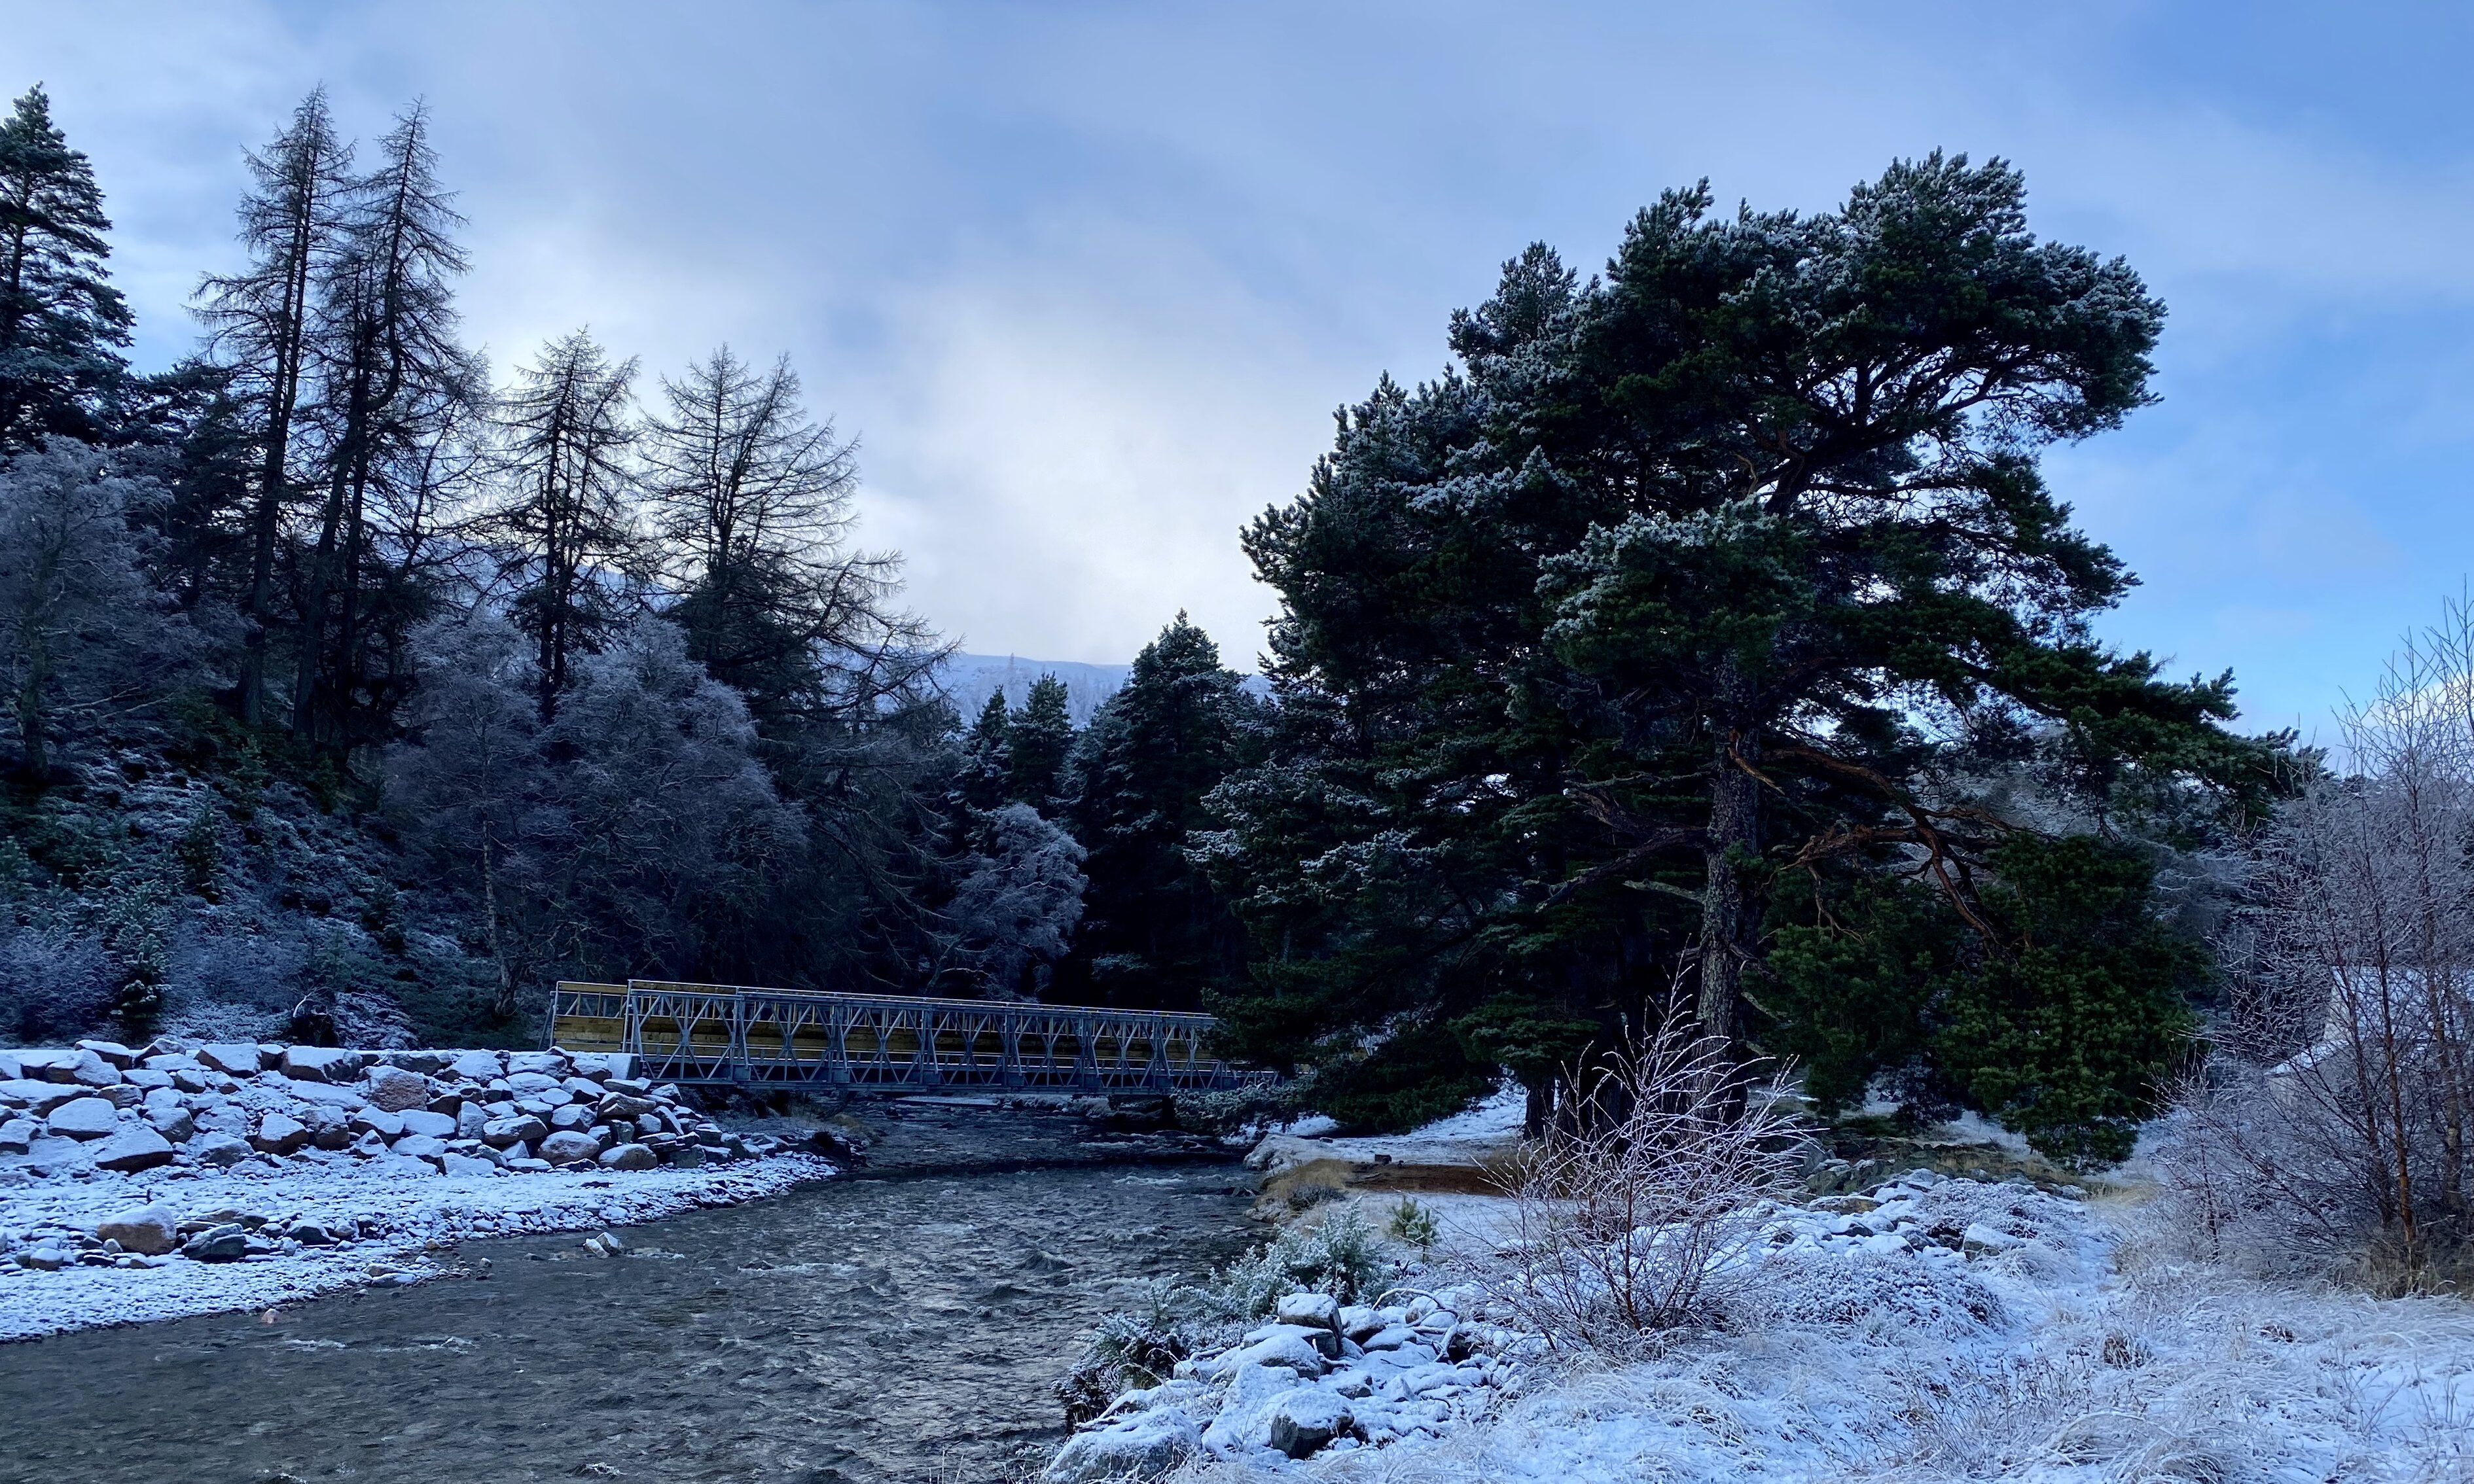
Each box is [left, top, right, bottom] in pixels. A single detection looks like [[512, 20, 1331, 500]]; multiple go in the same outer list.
[[0, 1104, 1256, 1484]]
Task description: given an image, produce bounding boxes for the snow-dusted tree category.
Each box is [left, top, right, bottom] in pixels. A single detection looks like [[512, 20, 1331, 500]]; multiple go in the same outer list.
[[0, 86, 130, 450], [537, 616, 805, 980], [489, 328, 640, 720], [0, 442, 188, 775], [387, 610, 545, 1019], [941, 802, 1088, 997], [1007, 673, 1075, 812], [194, 88, 354, 724], [291, 103, 480, 745]]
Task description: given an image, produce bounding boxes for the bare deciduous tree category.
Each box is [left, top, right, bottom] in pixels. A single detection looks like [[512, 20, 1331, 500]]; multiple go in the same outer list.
[[2170, 597, 2474, 1281]]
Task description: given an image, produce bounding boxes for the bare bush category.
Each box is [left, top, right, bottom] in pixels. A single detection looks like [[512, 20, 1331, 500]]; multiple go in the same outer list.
[[2169, 597, 2474, 1282], [1496, 1012, 1806, 1351]]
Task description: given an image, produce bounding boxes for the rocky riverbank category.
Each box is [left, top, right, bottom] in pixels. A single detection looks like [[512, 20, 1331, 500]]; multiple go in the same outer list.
[[0, 1035, 838, 1339]]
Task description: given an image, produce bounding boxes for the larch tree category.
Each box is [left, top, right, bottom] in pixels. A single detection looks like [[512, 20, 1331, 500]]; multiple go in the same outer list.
[[0, 85, 130, 450], [194, 88, 354, 725], [491, 328, 640, 721], [292, 102, 478, 745]]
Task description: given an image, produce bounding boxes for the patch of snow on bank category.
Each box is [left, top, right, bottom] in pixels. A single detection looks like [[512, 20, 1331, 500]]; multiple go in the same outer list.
[[0, 1153, 834, 1341], [1163, 1173, 2474, 1482]]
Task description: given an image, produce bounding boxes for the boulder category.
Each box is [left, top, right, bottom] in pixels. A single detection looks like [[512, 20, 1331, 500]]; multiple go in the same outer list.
[[120, 1067, 173, 1091], [439, 1152, 498, 1176], [75, 1039, 139, 1069], [537, 1130, 600, 1165], [102, 1084, 142, 1109], [1200, 1330, 1329, 1379], [597, 1142, 658, 1171], [504, 1070, 565, 1097], [397, 1108, 456, 1139], [3, 1079, 86, 1115], [1276, 1292, 1341, 1331], [481, 1115, 548, 1149], [188, 1132, 251, 1167], [444, 1050, 504, 1082], [348, 1106, 404, 1139], [95, 1207, 180, 1251], [183, 1224, 248, 1262], [549, 1103, 596, 1131], [197, 1043, 268, 1076], [62, 1049, 121, 1087], [144, 1106, 196, 1143], [45, 1096, 122, 1140], [14, 1048, 80, 1082], [251, 1112, 312, 1155], [1044, 1409, 1200, 1483], [596, 1092, 658, 1122], [92, 1127, 178, 1174], [15, 1246, 67, 1271], [364, 1066, 431, 1112], [454, 1103, 490, 1140], [663, 1143, 707, 1169], [507, 1051, 571, 1078], [391, 1133, 449, 1163], [1266, 1388, 1353, 1458], [0, 1117, 32, 1154], [376, 1050, 450, 1076], [281, 1046, 366, 1084], [0, 1049, 18, 1080]]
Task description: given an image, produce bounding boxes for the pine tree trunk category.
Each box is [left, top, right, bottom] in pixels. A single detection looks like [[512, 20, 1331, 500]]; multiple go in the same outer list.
[[1696, 708, 1764, 1050]]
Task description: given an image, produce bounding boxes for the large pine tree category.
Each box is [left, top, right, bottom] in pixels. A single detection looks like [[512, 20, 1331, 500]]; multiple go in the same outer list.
[[1219, 156, 2283, 1141], [0, 86, 131, 450]]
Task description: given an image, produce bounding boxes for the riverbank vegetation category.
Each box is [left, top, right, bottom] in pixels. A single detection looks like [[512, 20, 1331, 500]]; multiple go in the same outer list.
[[5, 77, 2468, 1286]]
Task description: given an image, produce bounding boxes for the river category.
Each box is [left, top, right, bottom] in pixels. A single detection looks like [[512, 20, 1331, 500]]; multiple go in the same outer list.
[[0, 1102, 1257, 1484]]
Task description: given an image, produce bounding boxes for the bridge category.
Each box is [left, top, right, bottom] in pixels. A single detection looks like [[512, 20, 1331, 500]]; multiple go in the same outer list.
[[547, 980, 1263, 1093]]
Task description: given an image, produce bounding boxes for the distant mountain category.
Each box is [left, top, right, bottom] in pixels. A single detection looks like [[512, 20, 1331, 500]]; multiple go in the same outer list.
[[932, 651, 1269, 725], [934, 653, 1134, 725]]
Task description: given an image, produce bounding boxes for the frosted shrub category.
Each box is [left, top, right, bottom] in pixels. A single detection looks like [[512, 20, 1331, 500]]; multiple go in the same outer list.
[[1500, 1016, 1804, 1351], [1056, 1279, 1223, 1424], [2166, 599, 2474, 1284], [1213, 1207, 1388, 1316], [0, 921, 113, 1040]]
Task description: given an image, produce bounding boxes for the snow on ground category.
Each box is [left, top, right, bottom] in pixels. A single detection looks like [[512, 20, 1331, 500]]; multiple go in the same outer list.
[[1149, 1100, 2474, 1484], [0, 1150, 836, 1341]]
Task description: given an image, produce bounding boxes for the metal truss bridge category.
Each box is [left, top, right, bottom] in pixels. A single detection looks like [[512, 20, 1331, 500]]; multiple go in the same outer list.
[[547, 980, 1262, 1093]]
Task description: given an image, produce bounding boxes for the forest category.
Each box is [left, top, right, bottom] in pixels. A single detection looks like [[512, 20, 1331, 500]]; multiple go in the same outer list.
[[15, 77, 2458, 1237]]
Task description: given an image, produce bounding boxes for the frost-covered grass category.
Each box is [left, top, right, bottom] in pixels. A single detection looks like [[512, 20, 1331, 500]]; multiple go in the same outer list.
[[1166, 1178, 2474, 1483]]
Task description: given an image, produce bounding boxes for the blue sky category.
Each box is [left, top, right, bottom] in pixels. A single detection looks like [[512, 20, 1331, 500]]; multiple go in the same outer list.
[[7, 3, 2470, 737]]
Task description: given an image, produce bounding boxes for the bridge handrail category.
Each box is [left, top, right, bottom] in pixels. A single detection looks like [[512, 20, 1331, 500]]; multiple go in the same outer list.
[[607, 979, 1221, 1027]]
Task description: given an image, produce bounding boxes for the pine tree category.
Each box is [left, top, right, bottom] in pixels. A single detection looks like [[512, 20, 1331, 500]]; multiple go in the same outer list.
[[0, 86, 131, 450], [958, 690, 1012, 810], [1007, 673, 1074, 812], [1223, 156, 2284, 1137], [1063, 615, 1260, 1008], [195, 88, 353, 724], [490, 328, 639, 720]]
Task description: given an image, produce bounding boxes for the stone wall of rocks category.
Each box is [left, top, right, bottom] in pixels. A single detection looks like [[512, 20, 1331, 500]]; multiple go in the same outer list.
[[1, 1037, 795, 1277]]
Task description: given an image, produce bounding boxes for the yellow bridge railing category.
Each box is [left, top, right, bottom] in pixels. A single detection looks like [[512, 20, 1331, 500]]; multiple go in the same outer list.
[[548, 980, 1264, 1093]]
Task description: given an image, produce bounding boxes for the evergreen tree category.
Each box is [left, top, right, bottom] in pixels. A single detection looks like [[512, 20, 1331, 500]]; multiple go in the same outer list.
[[195, 88, 353, 724], [0, 86, 131, 450], [1221, 156, 2282, 1139], [490, 328, 639, 720], [1063, 615, 1260, 1009], [1007, 673, 1074, 811], [291, 102, 479, 746], [958, 690, 1012, 810]]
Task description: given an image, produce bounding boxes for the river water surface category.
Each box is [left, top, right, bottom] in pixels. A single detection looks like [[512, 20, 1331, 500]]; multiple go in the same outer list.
[[0, 1104, 1255, 1484]]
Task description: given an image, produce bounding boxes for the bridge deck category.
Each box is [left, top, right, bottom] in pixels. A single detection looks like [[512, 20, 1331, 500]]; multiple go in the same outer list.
[[548, 980, 1261, 1093]]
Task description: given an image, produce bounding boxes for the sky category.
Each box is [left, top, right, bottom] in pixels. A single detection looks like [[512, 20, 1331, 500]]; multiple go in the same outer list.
[[6, 2, 2471, 737]]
